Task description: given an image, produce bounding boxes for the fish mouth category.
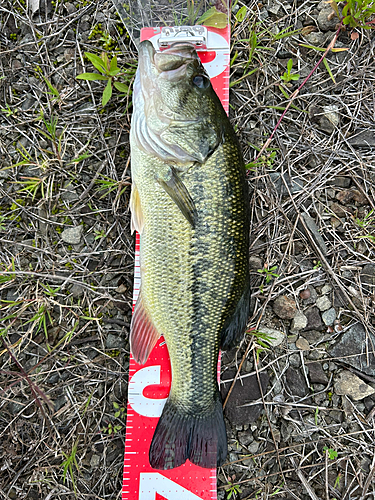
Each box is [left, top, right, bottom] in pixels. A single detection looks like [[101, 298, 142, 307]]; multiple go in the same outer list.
[[139, 40, 199, 85]]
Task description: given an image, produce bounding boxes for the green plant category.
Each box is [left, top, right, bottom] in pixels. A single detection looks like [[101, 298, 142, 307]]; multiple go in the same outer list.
[[257, 265, 279, 283], [329, 0, 375, 29], [1, 104, 17, 117], [355, 208, 374, 228], [102, 422, 122, 435], [226, 481, 242, 499], [77, 52, 136, 106], [94, 228, 106, 240], [15, 176, 51, 200], [323, 446, 338, 460], [41, 75, 61, 104], [94, 174, 129, 199], [62, 440, 79, 494], [280, 59, 300, 83], [113, 401, 126, 419], [300, 43, 348, 83], [246, 148, 277, 170]]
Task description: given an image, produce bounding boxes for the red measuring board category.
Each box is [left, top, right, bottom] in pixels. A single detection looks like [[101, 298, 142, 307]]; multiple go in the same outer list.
[[122, 25, 230, 500]]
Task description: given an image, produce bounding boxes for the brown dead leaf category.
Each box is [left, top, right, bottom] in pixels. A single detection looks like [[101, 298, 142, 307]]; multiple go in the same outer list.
[[301, 26, 317, 36]]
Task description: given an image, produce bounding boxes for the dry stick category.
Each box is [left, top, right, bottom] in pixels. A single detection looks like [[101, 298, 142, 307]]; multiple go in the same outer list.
[[253, 24, 343, 163]]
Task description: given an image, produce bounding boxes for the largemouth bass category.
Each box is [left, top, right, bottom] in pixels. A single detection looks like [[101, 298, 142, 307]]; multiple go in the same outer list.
[[129, 40, 250, 470]]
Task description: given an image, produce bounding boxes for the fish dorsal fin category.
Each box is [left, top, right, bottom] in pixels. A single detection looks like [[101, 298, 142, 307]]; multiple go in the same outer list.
[[129, 182, 144, 235], [130, 292, 160, 364], [156, 166, 197, 228]]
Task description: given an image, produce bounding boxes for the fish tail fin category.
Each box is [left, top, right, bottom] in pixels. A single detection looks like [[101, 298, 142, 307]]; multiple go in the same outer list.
[[149, 387, 227, 470]]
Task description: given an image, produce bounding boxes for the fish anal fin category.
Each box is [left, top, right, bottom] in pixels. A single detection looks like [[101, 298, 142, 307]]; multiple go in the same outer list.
[[129, 182, 144, 234], [156, 167, 197, 228], [130, 293, 160, 364]]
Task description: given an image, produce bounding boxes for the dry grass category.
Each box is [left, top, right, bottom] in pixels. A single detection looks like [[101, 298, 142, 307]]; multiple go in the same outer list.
[[1, 0, 375, 498]]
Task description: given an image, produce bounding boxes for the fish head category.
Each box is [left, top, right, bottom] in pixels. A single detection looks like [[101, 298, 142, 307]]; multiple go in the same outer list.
[[132, 40, 224, 164]]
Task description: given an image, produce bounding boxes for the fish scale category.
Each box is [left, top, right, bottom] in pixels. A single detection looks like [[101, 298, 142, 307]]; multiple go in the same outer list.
[[129, 40, 250, 469]]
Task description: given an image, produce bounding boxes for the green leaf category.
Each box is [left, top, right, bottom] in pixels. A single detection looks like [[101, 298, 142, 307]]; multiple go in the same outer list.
[[290, 74, 300, 80], [196, 7, 228, 28], [287, 58, 293, 72], [113, 81, 129, 92], [76, 72, 109, 81], [323, 58, 335, 83], [235, 5, 247, 22], [84, 52, 107, 73], [102, 79, 113, 106], [110, 56, 118, 73], [108, 68, 121, 76]]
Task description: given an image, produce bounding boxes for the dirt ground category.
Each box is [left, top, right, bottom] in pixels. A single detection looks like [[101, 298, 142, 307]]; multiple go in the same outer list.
[[1, 0, 375, 499]]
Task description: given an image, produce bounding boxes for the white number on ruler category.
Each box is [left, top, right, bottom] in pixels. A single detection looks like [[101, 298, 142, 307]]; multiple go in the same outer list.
[[139, 473, 203, 500], [128, 365, 167, 418]]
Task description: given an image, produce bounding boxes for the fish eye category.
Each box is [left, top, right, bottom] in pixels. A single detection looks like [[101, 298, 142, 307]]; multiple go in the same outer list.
[[192, 74, 210, 89]]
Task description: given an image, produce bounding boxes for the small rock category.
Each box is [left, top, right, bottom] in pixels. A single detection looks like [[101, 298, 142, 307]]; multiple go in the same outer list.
[[321, 284, 332, 295], [304, 31, 326, 46], [301, 285, 317, 305], [332, 176, 351, 188], [70, 284, 84, 298], [316, 295, 332, 311], [348, 130, 375, 148], [61, 225, 83, 245], [360, 264, 375, 294], [105, 334, 123, 349], [317, 7, 339, 31], [286, 367, 309, 397], [54, 395, 67, 412], [299, 288, 310, 300], [352, 189, 367, 205], [221, 371, 269, 426], [330, 217, 342, 230], [273, 295, 297, 320], [289, 353, 301, 368], [238, 430, 254, 447], [322, 307, 336, 326], [61, 181, 79, 201], [335, 371, 375, 401], [9, 400, 25, 415], [249, 255, 263, 270], [330, 202, 346, 218], [269, 172, 303, 196], [303, 306, 324, 331], [329, 323, 375, 376], [307, 362, 328, 385], [22, 93, 36, 111], [258, 326, 285, 347], [90, 454, 101, 467], [336, 189, 354, 204], [290, 311, 308, 332], [296, 337, 310, 351], [248, 441, 260, 454], [299, 213, 328, 256]]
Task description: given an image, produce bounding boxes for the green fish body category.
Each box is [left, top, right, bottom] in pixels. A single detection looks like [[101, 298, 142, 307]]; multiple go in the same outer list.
[[130, 41, 250, 470]]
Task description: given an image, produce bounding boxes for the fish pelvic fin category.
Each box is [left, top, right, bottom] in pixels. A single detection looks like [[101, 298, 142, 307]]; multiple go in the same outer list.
[[149, 387, 227, 470], [130, 292, 160, 364], [156, 166, 197, 228], [221, 281, 251, 350], [129, 182, 144, 235]]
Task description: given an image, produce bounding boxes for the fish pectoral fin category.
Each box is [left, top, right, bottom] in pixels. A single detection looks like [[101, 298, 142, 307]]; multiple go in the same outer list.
[[156, 167, 197, 228], [129, 182, 144, 234], [130, 292, 160, 364]]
